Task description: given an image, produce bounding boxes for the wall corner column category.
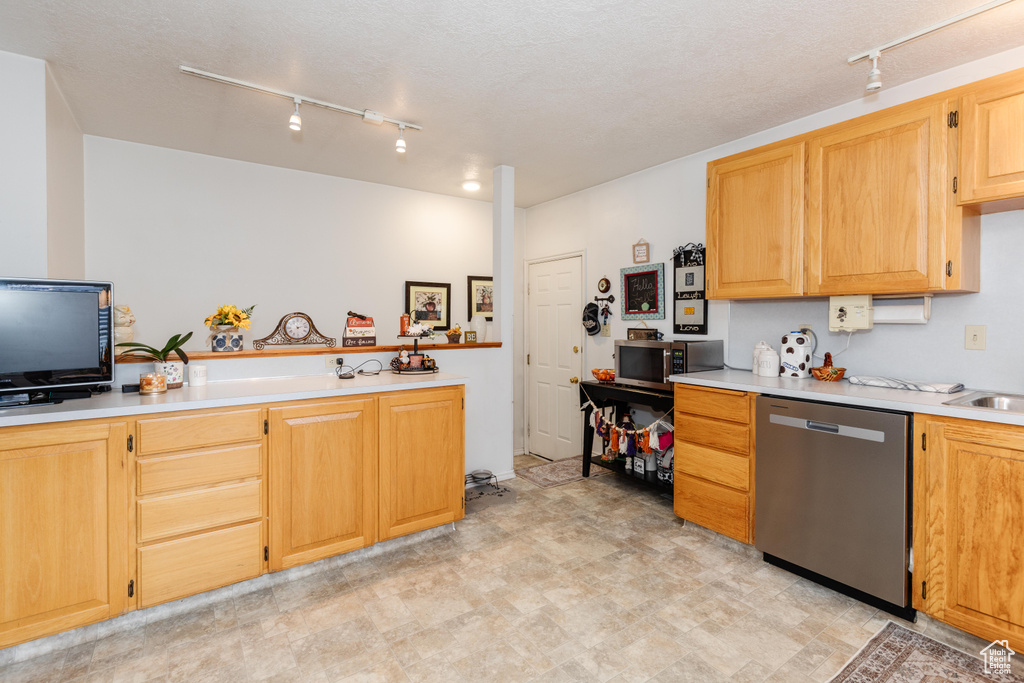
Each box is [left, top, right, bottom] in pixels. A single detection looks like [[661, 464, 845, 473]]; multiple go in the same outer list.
[[492, 165, 515, 472]]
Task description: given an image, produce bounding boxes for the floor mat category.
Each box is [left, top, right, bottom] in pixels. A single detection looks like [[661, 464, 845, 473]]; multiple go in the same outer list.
[[831, 621, 1022, 682], [514, 455, 611, 489]]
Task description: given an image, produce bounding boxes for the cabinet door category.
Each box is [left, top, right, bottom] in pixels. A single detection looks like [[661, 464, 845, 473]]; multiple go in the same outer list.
[[378, 387, 465, 541], [0, 422, 128, 649], [917, 418, 1024, 652], [268, 398, 377, 571], [807, 99, 951, 295], [706, 142, 805, 299], [960, 74, 1024, 204]]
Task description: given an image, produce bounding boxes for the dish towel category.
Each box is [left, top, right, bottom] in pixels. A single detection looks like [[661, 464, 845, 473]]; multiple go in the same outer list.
[[847, 375, 965, 394]]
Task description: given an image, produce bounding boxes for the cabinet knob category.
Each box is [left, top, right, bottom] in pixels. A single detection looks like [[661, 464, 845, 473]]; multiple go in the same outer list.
[[572, 346, 580, 354], [570, 376, 579, 384]]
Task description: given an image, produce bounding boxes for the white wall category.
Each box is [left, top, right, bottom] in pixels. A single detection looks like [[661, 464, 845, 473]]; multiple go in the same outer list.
[[523, 45, 1024, 404], [0, 51, 47, 277], [45, 65, 85, 279], [86, 137, 522, 478]]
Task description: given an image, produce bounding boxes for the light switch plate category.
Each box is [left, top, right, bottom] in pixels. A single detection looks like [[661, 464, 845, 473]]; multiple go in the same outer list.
[[965, 325, 986, 350]]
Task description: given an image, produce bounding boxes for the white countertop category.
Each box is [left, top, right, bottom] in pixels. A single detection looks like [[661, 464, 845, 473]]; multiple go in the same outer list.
[[0, 372, 466, 428], [670, 369, 1024, 427]]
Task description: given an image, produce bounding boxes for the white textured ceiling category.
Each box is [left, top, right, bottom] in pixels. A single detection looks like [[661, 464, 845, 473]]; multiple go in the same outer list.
[[2, 1, 1024, 207]]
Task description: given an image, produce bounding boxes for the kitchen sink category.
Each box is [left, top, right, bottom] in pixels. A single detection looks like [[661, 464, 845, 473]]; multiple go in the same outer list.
[[943, 391, 1024, 413]]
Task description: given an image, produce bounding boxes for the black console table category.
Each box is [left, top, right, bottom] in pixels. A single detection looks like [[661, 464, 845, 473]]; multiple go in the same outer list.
[[579, 380, 674, 479]]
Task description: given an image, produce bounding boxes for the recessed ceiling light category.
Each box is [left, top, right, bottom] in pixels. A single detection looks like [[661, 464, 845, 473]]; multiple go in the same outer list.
[[462, 180, 481, 191]]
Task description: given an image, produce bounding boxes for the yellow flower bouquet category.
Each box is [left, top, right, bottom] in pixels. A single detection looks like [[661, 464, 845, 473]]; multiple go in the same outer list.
[[204, 304, 256, 331]]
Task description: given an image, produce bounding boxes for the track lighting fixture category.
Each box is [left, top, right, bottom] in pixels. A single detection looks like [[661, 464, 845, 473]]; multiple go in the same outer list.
[[179, 66, 421, 143], [865, 54, 882, 93], [849, 0, 1015, 93]]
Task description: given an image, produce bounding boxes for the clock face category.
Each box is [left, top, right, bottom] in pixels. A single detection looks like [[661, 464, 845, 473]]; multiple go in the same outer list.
[[284, 315, 311, 340]]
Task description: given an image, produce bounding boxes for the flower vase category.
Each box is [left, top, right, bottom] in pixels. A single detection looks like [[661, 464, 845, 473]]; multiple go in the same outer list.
[[154, 361, 185, 389], [211, 325, 244, 352]]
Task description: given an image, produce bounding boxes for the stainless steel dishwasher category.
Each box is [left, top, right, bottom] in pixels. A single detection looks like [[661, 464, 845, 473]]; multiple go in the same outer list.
[[755, 396, 913, 619]]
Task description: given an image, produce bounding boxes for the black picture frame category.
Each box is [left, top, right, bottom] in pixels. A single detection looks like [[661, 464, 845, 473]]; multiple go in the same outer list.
[[673, 244, 708, 335], [404, 281, 452, 331], [466, 275, 493, 321]]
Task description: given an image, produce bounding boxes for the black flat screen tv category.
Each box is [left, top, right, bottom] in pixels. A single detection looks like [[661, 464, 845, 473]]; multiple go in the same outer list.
[[0, 277, 114, 396]]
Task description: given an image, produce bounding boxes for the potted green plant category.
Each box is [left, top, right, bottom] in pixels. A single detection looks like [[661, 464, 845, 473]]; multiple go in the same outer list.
[[116, 332, 193, 389]]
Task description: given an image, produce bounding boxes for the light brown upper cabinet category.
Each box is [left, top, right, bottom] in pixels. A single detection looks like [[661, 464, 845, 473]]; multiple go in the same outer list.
[[268, 397, 378, 571], [807, 98, 956, 295], [707, 142, 805, 298], [960, 71, 1024, 205], [0, 421, 128, 650], [378, 387, 465, 541]]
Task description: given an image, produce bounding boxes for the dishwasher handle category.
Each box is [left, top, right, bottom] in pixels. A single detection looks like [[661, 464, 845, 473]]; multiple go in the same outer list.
[[806, 420, 839, 434], [768, 413, 886, 443]]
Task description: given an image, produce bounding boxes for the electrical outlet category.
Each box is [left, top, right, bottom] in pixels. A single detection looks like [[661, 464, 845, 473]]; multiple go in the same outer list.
[[601, 324, 611, 337], [325, 357, 340, 368], [965, 325, 986, 350], [799, 324, 812, 331]]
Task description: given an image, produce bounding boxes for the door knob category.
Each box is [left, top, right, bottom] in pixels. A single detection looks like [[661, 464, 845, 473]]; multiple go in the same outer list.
[[570, 377, 579, 384], [573, 346, 579, 353]]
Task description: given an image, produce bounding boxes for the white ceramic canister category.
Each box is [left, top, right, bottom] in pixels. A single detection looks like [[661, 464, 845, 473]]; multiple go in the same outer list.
[[757, 346, 780, 377], [779, 330, 812, 378], [752, 341, 771, 373]]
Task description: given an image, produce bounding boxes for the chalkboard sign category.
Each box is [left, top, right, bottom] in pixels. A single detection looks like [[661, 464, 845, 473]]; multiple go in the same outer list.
[[620, 263, 665, 321]]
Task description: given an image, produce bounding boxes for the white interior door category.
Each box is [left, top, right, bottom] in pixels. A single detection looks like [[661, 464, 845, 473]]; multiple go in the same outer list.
[[527, 256, 583, 460]]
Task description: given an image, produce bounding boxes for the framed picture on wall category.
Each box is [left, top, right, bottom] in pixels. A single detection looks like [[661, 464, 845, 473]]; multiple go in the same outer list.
[[620, 263, 665, 320], [467, 276, 493, 320], [673, 243, 708, 335], [405, 281, 451, 331]]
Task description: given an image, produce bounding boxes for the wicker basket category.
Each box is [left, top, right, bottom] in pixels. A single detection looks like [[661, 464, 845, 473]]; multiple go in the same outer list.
[[446, 331, 462, 344]]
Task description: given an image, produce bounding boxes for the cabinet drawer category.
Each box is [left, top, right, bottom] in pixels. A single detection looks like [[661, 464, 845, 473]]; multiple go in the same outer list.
[[674, 385, 749, 424], [675, 414, 749, 456], [674, 474, 749, 543], [138, 444, 261, 495], [676, 443, 749, 491], [138, 481, 261, 543], [138, 409, 262, 455], [138, 521, 262, 608]]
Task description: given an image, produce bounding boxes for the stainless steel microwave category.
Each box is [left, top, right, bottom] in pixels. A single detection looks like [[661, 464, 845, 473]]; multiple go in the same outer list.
[[614, 339, 724, 391]]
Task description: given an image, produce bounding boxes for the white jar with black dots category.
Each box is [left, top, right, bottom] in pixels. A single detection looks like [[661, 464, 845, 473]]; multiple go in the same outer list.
[[779, 331, 812, 378]]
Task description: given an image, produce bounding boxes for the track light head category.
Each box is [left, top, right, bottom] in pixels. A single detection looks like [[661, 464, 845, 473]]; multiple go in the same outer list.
[[396, 125, 406, 153], [865, 54, 882, 92], [289, 98, 302, 131]]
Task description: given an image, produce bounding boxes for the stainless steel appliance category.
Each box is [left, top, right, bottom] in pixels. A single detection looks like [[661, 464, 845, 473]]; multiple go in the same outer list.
[[755, 396, 913, 618], [614, 339, 723, 391]]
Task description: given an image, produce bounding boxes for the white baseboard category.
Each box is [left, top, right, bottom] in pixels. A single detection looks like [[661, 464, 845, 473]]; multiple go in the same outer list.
[[513, 447, 525, 456]]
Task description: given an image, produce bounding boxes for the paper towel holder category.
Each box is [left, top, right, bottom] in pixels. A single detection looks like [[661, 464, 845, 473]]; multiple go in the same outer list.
[[873, 294, 932, 325]]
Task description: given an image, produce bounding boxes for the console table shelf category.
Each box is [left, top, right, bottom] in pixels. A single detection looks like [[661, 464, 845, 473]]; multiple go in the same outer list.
[[579, 380, 674, 488]]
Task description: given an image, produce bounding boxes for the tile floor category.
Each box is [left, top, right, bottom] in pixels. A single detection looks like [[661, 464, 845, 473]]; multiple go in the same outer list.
[[0, 457, 1007, 682]]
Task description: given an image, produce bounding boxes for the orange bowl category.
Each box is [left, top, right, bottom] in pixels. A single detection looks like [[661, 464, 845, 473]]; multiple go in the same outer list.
[[591, 368, 615, 382]]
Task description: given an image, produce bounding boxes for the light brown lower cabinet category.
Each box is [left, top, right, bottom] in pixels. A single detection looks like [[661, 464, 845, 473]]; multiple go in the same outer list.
[[0, 421, 128, 650], [0, 385, 466, 650], [268, 398, 377, 571], [673, 384, 755, 544], [378, 387, 466, 540], [914, 414, 1024, 652]]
